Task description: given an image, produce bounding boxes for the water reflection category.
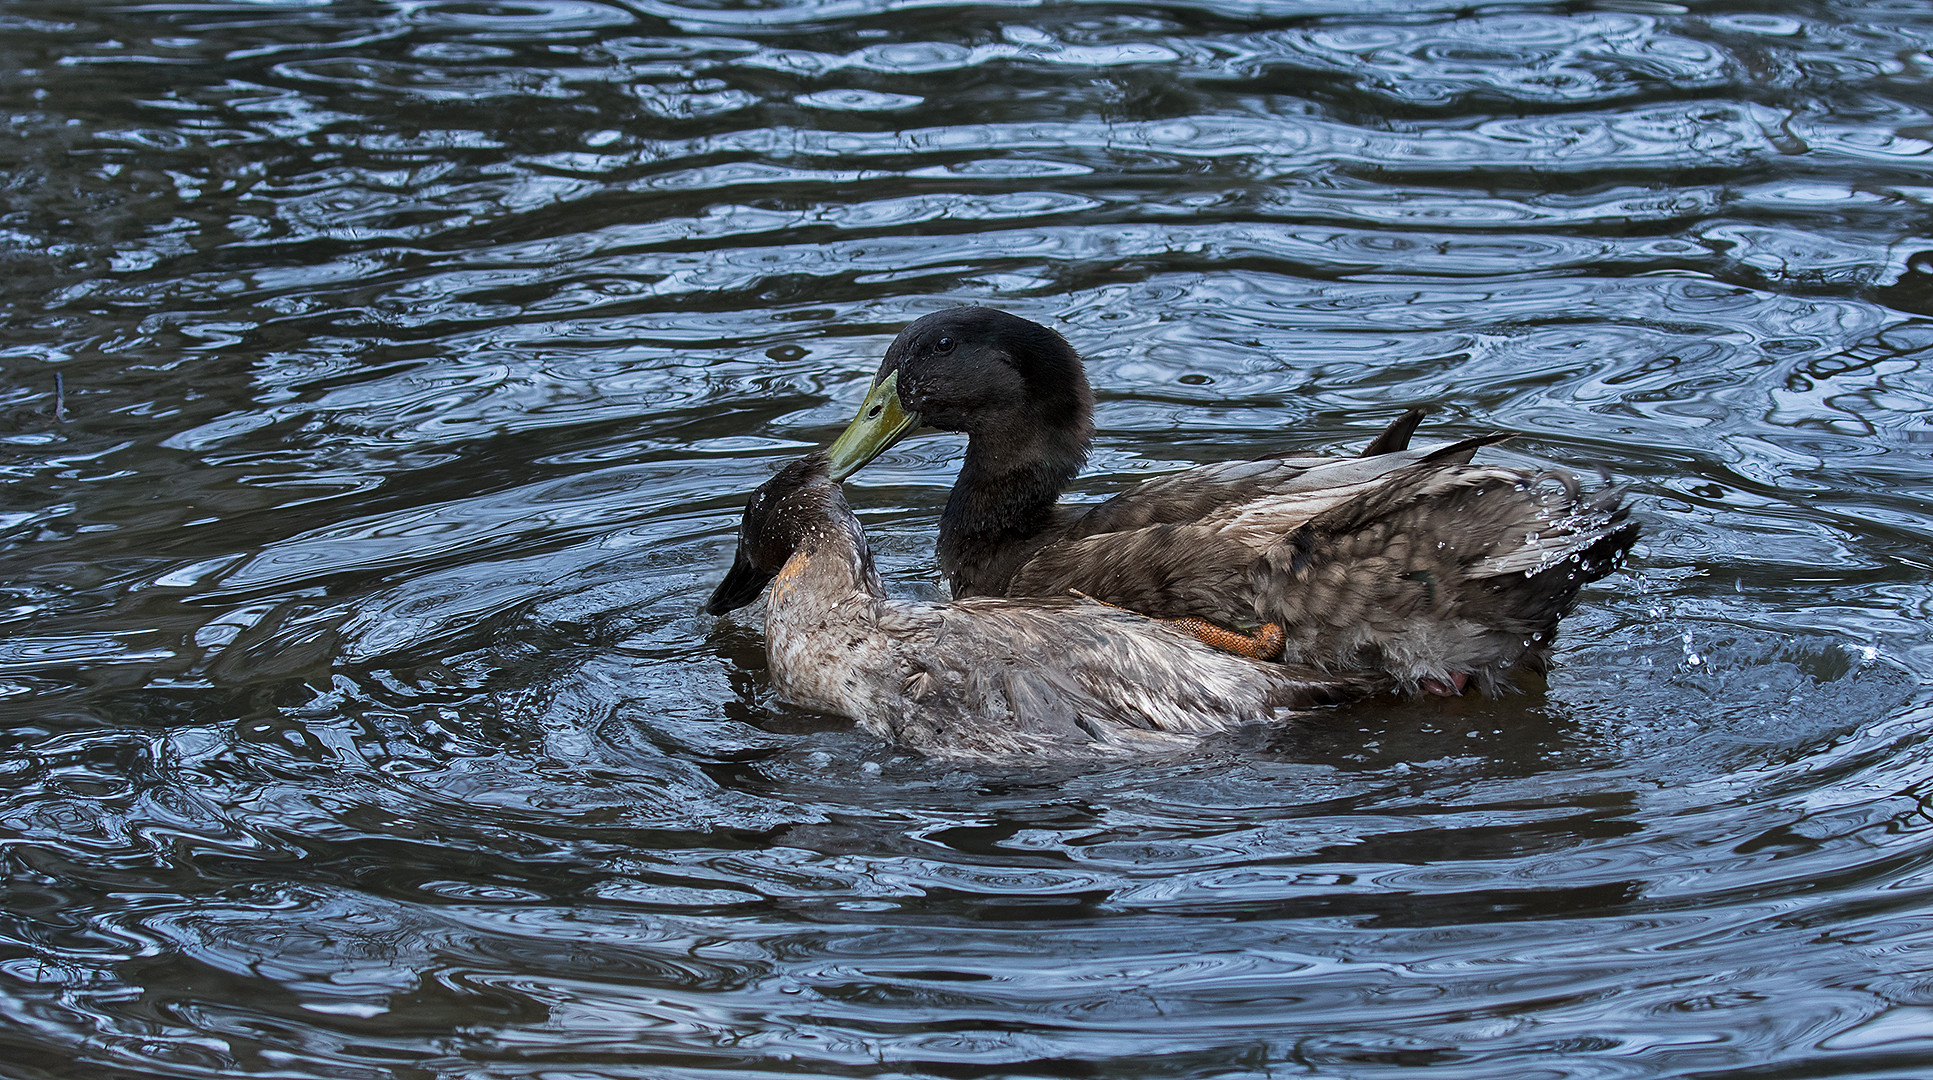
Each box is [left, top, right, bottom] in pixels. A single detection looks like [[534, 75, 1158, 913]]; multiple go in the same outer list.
[[4, 0, 1933, 1076]]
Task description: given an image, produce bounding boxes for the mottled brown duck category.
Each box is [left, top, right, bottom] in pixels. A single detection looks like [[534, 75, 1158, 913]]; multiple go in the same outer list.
[[817, 306, 1639, 696], [705, 454, 1382, 757]]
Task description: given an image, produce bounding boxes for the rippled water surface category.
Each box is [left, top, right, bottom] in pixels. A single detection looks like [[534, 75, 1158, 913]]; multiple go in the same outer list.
[[5, 1, 1933, 1076]]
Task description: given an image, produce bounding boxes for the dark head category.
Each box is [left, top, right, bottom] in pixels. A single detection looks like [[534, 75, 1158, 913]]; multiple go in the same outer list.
[[825, 307, 1095, 481], [704, 453, 854, 615]]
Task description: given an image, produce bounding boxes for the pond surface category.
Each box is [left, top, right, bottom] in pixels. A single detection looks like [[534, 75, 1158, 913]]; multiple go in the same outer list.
[[5, 1, 1933, 1077]]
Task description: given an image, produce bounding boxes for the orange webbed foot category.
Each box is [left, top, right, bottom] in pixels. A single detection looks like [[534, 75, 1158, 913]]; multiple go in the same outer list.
[[1067, 591, 1285, 662], [1163, 617, 1286, 661]]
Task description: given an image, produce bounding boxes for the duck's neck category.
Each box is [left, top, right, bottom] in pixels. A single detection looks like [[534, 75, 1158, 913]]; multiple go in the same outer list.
[[761, 507, 890, 720], [939, 421, 1090, 597], [767, 512, 886, 612]]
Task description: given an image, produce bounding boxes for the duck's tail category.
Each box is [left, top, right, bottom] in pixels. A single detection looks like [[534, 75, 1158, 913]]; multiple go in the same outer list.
[[1359, 407, 1426, 457]]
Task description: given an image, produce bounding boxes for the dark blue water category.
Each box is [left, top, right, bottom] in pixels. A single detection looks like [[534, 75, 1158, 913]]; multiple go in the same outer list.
[[4, 2, 1933, 1077]]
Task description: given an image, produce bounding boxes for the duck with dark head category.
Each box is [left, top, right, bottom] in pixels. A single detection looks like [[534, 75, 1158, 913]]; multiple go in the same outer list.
[[841, 306, 1098, 596], [822, 306, 1639, 697], [706, 453, 1379, 758]]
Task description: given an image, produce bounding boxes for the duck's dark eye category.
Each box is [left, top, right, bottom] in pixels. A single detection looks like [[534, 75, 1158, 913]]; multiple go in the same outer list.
[[935, 335, 955, 353]]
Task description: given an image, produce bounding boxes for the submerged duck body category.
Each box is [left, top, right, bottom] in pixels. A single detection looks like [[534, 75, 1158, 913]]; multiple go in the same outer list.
[[706, 454, 1379, 758], [822, 307, 1639, 696]]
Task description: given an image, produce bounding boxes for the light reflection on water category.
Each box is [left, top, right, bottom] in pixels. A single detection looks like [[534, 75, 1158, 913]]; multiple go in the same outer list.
[[4, 1, 1933, 1077]]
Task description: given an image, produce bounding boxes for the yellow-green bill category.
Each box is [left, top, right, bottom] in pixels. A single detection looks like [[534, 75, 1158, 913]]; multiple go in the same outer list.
[[826, 371, 920, 480]]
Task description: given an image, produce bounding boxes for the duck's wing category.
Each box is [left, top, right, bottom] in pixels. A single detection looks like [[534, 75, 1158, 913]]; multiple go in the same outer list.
[[1006, 524, 1258, 626], [1250, 455, 1638, 694], [1008, 438, 1507, 624], [1057, 437, 1494, 542]]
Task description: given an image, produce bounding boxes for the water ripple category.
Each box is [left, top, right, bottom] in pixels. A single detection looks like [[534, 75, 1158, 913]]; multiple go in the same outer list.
[[1230, 14, 1736, 105], [5, 2, 1933, 1078]]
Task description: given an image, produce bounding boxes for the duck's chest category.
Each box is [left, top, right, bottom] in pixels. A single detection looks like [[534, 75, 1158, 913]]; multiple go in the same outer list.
[[762, 555, 901, 719]]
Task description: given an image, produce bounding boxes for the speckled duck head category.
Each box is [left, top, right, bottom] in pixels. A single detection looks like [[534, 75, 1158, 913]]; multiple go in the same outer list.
[[704, 452, 874, 615], [824, 307, 1095, 483]]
